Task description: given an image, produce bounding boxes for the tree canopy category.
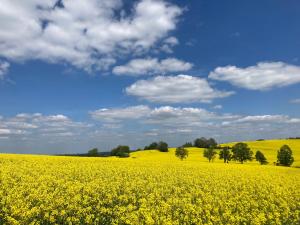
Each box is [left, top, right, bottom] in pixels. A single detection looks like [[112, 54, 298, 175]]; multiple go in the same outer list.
[[231, 143, 253, 164], [219, 146, 232, 163], [194, 137, 217, 148], [277, 145, 294, 166], [203, 146, 217, 162], [111, 145, 130, 157], [87, 148, 99, 156], [175, 147, 189, 160], [255, 150, 268, 165]]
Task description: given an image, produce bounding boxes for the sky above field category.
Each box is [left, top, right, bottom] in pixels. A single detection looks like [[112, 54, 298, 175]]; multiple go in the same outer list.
[[0, 0, 300, 153]]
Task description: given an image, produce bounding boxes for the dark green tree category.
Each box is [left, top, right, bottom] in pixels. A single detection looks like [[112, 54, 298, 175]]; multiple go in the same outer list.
[[194, 137, 207, 148], [157, 141, 168, 152], [87, 148, 99, 156], [111, 145, 130, 157], [277, 145, 294, 166], [207, 138, 218, 148], [231, 143, 253, 164], [175, 147, 189, 160], [194, 137, 217, 148], [255, 150, 268, 165], [144, 142, 158, 150], [203, 146, 217, 162], [182, 142, 193, 147], [219, 146, 232, 163]]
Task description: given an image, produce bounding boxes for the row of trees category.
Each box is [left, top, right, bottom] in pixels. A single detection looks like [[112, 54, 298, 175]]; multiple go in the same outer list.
[[175, 142, 294, 166], [144, 142, 168, 152], [87, 137, 294, 167], [182, 137, 218, 148]]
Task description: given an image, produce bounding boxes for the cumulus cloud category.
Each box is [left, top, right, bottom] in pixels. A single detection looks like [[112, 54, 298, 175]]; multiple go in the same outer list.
[[90, 105, 300, 136], [125, 75, 234, 103], [0, 60, 10, 79], [160, 36, 179, 53], [90, 105, 151, 122], [112, 58, 192, 76], [209, 62, 300, 90], [0, 0, 182, 71], [1, 108, 300, 153], [0, 113, 91, 139]]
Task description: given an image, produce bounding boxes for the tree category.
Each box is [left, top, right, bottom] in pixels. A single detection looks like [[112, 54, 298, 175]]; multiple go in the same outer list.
[[175, 147, 189, 160], [277, 145, 294, 166], [87, 148, 99, 156], [219, 146, 232, 163], [194, 137, 207, 148], [203, 146, 217, 162], [182, 142, 193, 147], [111, 145, 130, 157], [194, 137, 217, 148], [207, 138, 218, 148], [231, 142, 253, 164], [157, 141, 168, 152], [255, 150, 268, 165], [144, 142, 158, 150]]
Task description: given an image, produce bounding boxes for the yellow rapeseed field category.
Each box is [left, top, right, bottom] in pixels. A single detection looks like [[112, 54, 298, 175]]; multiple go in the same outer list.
[[0, 140, 299, 224], [223, 139, 300, 167]]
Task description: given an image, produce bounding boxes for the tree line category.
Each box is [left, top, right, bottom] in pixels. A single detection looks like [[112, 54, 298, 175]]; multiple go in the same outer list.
[[176, 141, 294, 167], [85, 137, 295, 167]]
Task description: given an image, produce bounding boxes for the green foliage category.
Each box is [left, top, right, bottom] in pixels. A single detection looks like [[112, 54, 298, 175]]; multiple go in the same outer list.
[[219, 146, 232, 163], [111, 145, 130, 157], [277, 145, 294, 166], [194, 137, 217, 148], [255, 150, 268, 165], [231, 143, 253, 164], [157, 141, 169, 152], [175, 147, 189, 160], [87, 148, 99, 156], [144, 142, 158, 150], [182, 142, 193, 147], [203, 146, 217, 162]]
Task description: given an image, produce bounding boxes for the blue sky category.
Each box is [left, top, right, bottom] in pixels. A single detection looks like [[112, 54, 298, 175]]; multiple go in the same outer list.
[[0, 0, 300, 153]]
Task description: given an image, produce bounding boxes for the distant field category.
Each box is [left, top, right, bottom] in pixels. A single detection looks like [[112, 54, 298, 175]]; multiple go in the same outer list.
[[132, 139, 300, 167], [0, 140, 299, 224], [222, 139, 300, 167]]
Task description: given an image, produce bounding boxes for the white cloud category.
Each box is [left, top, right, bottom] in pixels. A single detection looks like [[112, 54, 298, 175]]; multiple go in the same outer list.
[[209, 62, 300, 90], [2, 108, 300, 153], [0, 113, 91, 138], [112, 58, 192, 76], [213, 105, 222, 109], [290, 99, 300, 104], [160, 36, 179, 53], [0, 0, 182, 71], [235, 115, 289, 123], [126, 75, 234, 103], [0, 60, 10, 79], [90, 105, 151, 122]]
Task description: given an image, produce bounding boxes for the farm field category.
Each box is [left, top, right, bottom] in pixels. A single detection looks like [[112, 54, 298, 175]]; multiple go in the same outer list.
[[223, 139, 300, 167], [0, 139, 299, 224]]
